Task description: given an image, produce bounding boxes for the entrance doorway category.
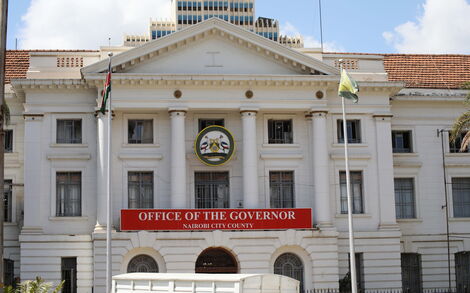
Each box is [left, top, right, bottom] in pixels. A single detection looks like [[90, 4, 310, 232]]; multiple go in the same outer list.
[[195, 248, 238, 273]]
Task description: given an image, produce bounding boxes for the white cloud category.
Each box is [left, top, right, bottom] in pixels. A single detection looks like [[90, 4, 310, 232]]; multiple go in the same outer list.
[[280, 22, 343, 52], [19, 0, 172, 49], [383, 0, 470, 53]]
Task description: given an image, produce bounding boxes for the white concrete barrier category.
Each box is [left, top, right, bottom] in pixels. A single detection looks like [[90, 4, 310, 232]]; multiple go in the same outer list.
[[112, 273, 299, 293]]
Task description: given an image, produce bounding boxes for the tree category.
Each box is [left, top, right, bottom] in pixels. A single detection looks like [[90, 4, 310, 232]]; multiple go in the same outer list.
[[450, 82, 470, 151], [4, 277, 63, 293]]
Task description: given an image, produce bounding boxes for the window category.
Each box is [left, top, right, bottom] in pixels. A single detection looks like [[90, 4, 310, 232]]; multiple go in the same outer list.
[[392, 130, 412, 153], [269, 171, 295, 208], [4, 180, 12, 222], [4, 130, 12, 153], [198, 119, 224, 132], [394, 178, 416, 219], [56, 172, 81, 217], [195, 172, 229, 209], [128, 172, 154, 209], [452, 178, 470, 217], [61, 257, 77, 293], [456, 251, 470, 293], [340, 171, 363, 214], [401, 253, 422, 293], [450, 132, 469, 153], [127, 255, 159, 273], [4, 259, 14, 288], [337, 120, 361, 144], [340, 253, 364, 293], [274, 253, 304, 293], [128, 119, 153, 144], [268, 119, 293, 144], [57, 119, 82, 144]]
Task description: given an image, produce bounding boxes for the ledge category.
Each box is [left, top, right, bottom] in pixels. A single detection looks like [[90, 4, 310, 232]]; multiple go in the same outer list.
[[262, 143, 301, 149], [49, 216, 89, 222], [335, 213, 372, 219], [47, 153, 92, 160], [118, 153, 163, 160], [330, 150, 371, 160], [397, 218, 423, 223], [260, 151, 303, 160], [449, 217, 470, 222], [121, 143, 160, 149], [50, 143, 89, 148]]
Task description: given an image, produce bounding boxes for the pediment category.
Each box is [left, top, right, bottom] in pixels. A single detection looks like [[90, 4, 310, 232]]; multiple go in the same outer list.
[[81, 18, 339, 77]]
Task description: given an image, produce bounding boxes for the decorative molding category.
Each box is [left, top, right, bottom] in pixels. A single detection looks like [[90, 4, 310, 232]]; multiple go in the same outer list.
[[46, 153, 92, 161], [118, 153, 163, 160]]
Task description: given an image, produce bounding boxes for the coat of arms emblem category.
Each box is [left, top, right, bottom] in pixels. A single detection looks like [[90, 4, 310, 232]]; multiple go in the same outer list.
[[194, 125, 235, 166]]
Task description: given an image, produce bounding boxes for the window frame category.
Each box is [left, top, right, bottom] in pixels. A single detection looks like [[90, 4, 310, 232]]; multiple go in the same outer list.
[[394, 178, 417, 219], [263, 114, 297, 146], [55, 171, 82, 217], [449, 131, 470, 153], [51, 114, 89, 146], [455, 251, 470, 293], [122, 114, 159, 147], [56, 119, 82, 144], [4, 179, 12, 222], [451, 177, 470, 218], [61, 257, 77, 293], [337, 119, 362, 144], [4, 129, 13, 153], [269, 171, 295, 208], [128, 171, 154, 209], [401, 253, 423, 293], [274, 253, 304, 293], [128, 119, 154, 144], [198, 118, 225, 132], [339, 171, 364, 214], [194, 171, 230, 209], [392, 130, 413, 153]]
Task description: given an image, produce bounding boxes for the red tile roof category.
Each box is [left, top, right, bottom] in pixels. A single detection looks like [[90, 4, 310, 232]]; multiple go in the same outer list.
[[383, 54, 470, 89], [5, 50, 30, 84], [4, 50, 99, 84]]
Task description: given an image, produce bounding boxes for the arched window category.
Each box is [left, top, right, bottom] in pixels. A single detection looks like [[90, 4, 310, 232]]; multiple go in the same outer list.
[[127, 254, 159, 273], [274, 253, 304, 292], [195, 248, 238, 273]]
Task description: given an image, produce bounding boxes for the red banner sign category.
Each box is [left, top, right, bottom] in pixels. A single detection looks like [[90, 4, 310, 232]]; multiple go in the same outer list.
[[121, 208, 312, 231]]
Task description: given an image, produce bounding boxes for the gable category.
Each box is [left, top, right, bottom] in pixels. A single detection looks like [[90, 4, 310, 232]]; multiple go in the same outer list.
[[82, 18, 339, 77], [124, 36, 301, 75]]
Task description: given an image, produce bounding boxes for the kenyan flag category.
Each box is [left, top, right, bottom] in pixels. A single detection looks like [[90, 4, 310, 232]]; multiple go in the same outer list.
[[99, 60, 112, 114]]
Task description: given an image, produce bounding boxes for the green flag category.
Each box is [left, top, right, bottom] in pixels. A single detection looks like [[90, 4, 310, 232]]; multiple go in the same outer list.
[[338, 69, 359, 103]]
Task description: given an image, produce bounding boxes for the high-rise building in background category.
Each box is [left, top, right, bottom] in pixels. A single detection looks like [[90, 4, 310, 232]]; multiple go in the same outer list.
[[124, 0, 303, 48]]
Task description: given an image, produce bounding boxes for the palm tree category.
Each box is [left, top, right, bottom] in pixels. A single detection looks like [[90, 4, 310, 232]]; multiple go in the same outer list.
[[450, 82, 470, 151]]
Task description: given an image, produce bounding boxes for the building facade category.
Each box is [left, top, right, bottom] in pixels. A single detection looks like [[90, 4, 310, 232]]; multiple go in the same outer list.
[[3, 18, 470, 293]]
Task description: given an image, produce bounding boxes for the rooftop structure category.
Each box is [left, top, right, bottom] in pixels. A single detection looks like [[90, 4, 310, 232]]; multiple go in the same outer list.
[[124, 0, 303, 48]]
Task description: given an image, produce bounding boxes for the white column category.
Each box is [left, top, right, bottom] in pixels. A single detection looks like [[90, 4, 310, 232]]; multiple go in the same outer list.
[[170, 110, 187, 209], [95, 114, 108, 229], [23, 115, 44, 233], [374, 114, 398, 229], [241, 110, 259, 208], [312, 111, 332, 228]]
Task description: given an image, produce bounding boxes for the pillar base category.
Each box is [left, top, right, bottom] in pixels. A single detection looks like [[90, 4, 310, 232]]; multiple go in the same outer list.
[[21, 226, 44, 235]]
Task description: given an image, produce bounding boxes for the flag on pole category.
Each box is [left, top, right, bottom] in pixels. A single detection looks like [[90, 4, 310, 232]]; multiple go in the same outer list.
[[99, 59, 112, 114], [338, 69, 359, 103]]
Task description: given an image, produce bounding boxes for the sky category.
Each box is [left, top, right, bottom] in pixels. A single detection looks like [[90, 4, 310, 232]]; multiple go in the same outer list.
[[5, 0, 470, 54]]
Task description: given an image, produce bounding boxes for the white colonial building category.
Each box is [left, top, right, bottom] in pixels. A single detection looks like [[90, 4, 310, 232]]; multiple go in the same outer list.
[[3, 17, 470, 293]]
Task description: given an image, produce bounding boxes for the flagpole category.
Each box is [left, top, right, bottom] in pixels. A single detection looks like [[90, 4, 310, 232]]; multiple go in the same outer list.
[[339, 60, 358, 293], [106, 52, 113, 293]]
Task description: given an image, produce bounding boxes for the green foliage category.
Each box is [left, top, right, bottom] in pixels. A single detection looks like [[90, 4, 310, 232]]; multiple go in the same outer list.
[[450, 82, 470, 152], [1, 95, 10, 125], [4, 277, 64, 293]]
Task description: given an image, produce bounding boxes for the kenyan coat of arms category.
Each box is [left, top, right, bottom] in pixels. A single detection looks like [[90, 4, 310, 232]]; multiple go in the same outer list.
[[194, 125, 235, 166]]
